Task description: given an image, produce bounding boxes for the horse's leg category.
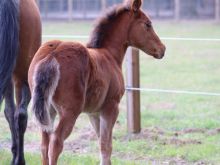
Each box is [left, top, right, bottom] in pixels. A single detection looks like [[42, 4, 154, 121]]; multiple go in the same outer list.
[[41, 107, 56, 165], [48, 111, 79, 165], [14, 81, 30, 165], [100, 102, 119, 165], [41, 131, 50, 165], [3, 80, 17, 164], [88, 113, 100, 137]]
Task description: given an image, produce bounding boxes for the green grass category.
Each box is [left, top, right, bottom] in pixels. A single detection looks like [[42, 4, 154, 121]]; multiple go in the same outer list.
[[1, 20, 220, 164]]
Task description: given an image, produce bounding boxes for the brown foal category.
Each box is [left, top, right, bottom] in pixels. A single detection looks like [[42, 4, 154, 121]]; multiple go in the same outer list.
[[28, 0, 165, 164]]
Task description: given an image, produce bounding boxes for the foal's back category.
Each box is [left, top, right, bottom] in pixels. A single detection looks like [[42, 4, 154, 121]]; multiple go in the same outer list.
[[29, 40, 89, 94], [29, 40, 124, 114]]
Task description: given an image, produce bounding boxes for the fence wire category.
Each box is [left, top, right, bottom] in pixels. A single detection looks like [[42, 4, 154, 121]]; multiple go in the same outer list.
[[42, 35, 220, 42], [42, 35, 220, 97]]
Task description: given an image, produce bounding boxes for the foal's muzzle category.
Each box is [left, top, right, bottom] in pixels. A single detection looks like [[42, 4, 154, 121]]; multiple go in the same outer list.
[[154, 44, 166, 59]]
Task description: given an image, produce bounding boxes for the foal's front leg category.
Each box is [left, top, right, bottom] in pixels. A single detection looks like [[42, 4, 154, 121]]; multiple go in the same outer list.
[[100, 102, 119, 165], [89, 112, 100, 137]]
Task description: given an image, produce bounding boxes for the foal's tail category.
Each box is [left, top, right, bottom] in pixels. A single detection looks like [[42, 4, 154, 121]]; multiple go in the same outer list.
[[0, 0, 19, 103], [31, 55, 60, 132]]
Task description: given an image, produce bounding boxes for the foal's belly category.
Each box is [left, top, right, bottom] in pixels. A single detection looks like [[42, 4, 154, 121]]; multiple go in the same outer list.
[[83, 79, 109, 113], [83, 76, 125, 113]]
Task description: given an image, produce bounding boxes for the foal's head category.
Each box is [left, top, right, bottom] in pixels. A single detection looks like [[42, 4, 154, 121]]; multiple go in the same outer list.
[[87, 0, 165, 59], [126, 0, 166, 59]]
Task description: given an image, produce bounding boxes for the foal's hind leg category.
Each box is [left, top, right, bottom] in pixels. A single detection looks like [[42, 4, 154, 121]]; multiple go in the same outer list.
[[100, 102, 119, 165], [4, 80, 17, 164], [48, 110, 80, 165], [41, 131, 50, 165], [41, 107, 57, 165], [14, 81, 30, 165]]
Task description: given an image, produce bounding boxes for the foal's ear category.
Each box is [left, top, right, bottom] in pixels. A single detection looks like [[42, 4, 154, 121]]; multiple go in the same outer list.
[[131, 0, 142, 12]]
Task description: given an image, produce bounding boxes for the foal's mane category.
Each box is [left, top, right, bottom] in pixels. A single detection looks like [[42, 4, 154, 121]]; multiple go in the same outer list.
[[87, 4, 130, 48]]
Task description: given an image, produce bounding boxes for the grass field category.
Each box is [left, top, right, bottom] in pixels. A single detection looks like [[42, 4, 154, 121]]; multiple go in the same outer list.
[[0, 20, 220, 164]]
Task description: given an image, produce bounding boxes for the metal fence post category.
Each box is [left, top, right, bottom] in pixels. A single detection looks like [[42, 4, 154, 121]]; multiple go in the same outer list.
[[216, 0, 220, 22], [126, 47, 141, 134], [45, 0, 48, 19], [68, 0, 73, 21], [101, 0, 107, 11], [174, 0, 180, 21], [36, 0, 39, 7]]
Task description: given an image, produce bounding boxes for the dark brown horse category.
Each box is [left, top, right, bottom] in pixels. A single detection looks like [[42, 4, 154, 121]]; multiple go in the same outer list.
[[0, 0, 41, 164], [28, 0, 165, 164]]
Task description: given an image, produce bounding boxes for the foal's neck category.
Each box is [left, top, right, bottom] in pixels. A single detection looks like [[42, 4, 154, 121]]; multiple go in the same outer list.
[[102, 16, 130, 67]]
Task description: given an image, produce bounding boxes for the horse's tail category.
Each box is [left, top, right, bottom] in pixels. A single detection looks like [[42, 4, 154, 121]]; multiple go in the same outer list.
[[31, 55, 60, 132], [0, 0, 19, 103]]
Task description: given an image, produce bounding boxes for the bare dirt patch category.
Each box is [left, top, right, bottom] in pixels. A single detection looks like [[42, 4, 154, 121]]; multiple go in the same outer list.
[[121, 126, 220, 146]]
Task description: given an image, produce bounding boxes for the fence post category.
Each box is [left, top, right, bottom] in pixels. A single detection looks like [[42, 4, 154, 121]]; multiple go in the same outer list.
[[45, 0, 48, 19], [36, 0, 39, 7], [59, 0, 64, 12], [101, 0, 107, 11], [216, 0, 220, 22], [126, 47, 141, 134], [82, 0, 87, 19], [68, 0, 73, 21], [174, 0, 180, 21]]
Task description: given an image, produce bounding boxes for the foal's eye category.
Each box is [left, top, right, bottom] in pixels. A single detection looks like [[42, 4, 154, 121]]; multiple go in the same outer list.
[[145, 23, 152, 28]]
